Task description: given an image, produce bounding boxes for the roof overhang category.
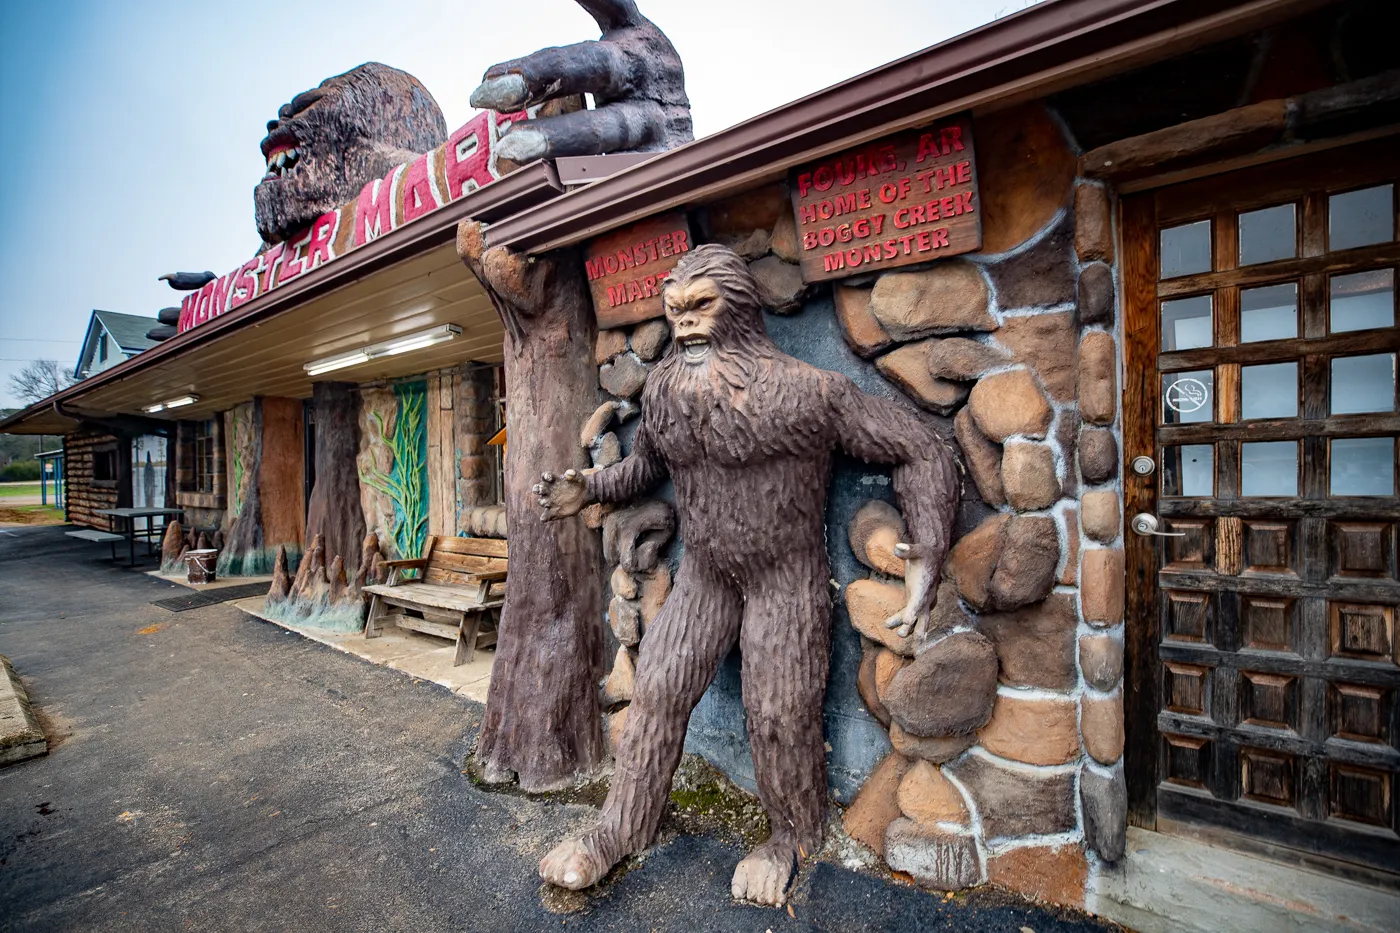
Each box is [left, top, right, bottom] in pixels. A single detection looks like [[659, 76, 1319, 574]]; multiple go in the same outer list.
[[486, 0, 1328, 255], [0, 162, 562, 434]]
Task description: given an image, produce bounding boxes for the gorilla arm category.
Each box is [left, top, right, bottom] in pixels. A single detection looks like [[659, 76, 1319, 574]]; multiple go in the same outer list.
[[535, 418, 667, 521], [828, 376, 959, 638]]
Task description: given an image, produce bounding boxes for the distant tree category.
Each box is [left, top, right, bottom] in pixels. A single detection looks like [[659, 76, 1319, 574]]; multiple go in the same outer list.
[[8, 359, 77, 406]]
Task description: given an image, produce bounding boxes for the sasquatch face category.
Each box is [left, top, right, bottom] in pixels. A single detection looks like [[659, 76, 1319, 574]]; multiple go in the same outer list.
[[253, 63, 447, 246], [663, 277, 725, 366]]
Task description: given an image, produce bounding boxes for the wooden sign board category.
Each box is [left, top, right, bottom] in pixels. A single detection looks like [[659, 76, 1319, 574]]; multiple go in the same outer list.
[[790, 113, 981, 283], [584, 212, 693, 329]]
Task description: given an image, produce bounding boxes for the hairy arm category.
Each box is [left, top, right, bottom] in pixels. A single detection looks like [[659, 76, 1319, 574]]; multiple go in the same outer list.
[[584, 417, 668, 505], [828, 376, 960, 636]]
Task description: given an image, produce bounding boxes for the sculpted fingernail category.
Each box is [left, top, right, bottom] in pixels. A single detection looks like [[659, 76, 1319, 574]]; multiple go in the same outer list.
[[563, 870, 579, 885], [469, 73, 528, 111], [496, 126, 547, 164]]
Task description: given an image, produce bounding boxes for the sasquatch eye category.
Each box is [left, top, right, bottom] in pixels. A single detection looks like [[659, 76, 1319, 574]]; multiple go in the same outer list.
[[698, 297, 714, 309]]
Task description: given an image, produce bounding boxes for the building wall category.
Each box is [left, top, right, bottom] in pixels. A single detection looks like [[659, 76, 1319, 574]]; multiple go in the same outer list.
[[64, 430, 125, 529], [585, 100, 1126, 907]]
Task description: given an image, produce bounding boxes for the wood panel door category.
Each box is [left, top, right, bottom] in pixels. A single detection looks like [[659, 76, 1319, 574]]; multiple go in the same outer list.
[[1123, 138, 1400, 877]]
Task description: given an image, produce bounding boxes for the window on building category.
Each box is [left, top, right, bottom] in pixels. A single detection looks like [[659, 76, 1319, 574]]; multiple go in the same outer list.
[[98, 334, 108, 364], [193, 419, 217, 494], [92, 442, 119, 485]]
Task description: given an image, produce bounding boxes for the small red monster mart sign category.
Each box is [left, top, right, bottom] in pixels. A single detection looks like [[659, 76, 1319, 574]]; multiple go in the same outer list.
[[584, 211, 694, 329], [790, 113, 981, 283]]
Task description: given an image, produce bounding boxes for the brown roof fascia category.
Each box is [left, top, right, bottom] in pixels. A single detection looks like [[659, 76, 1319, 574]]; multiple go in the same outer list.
[[0, 161, 562, 435], [485, 0, 1320, 256]]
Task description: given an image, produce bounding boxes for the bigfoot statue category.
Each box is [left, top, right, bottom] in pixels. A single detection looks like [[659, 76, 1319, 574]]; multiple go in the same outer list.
[[534, 245, 959, 905]]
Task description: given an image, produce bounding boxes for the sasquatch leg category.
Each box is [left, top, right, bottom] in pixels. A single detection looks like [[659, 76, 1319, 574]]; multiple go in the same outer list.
[[731, 555, 832, 906], [539, 557, 741, 890]]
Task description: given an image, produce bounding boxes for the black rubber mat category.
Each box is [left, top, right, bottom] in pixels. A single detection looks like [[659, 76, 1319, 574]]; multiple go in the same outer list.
[[151, 582, 270, 612]]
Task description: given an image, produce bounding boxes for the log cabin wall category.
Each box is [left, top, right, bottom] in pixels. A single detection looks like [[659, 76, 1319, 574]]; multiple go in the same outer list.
[[63, 430, 126, 530]]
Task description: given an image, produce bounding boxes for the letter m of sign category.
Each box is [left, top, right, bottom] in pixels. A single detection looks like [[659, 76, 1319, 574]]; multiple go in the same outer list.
[[354, 166, 401, 247]]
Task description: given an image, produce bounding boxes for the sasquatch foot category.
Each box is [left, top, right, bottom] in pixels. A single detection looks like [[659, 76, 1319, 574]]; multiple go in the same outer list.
[[731, 838, 800, 906], [539, 831, 618, 891]]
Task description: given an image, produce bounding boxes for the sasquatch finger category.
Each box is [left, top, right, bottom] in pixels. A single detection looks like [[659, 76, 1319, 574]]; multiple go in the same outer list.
[[473, 40, 631, 112], [496, 100, 665, 163]]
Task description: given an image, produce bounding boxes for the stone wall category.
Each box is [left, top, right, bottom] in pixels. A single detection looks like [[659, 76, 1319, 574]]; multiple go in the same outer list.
[[587, 100, 1127, 909]]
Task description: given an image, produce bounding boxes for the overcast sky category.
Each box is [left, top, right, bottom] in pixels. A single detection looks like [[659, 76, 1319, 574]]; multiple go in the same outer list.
[[0, 0, 1039, 407]]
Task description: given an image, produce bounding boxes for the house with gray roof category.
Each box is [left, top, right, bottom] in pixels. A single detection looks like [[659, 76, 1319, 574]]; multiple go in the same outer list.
[[74, 310, 160, 380]]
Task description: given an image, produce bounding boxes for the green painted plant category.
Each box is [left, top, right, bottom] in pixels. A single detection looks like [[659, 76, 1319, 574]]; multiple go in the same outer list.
[[228, 411, 244, 519], [359, 380, 428, 559]]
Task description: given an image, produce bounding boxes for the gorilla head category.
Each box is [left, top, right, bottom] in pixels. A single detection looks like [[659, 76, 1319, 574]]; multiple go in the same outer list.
[[253, 62, 448, 246]]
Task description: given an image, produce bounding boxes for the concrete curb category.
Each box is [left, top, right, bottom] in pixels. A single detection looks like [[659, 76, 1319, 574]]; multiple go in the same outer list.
[[0, 654, 47, 766]]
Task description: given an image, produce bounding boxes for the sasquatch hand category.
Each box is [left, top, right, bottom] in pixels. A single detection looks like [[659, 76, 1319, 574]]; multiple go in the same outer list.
[[469, 0, 692, 163], [884, 542, 938, 639], [534, 470, 589, 521]]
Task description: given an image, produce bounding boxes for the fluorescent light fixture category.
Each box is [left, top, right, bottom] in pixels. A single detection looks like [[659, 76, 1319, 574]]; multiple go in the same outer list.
[[303, 324, 462, 376], [143, 394, 200, 413]]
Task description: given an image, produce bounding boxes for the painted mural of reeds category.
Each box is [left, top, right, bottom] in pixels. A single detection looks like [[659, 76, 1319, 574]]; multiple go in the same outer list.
[[358, 380, 428, 560]]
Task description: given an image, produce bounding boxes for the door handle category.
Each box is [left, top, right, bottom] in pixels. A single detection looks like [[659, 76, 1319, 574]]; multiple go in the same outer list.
[[1131, 513, 1186, 537]]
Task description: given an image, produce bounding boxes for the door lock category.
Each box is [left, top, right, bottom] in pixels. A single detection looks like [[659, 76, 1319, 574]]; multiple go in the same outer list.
[[1131, 513, 1186, 537], [1131, 456, 1156, 476]]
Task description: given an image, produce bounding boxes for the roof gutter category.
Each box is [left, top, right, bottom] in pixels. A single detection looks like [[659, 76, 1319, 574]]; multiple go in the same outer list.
[[486, 0, 1319, 255]]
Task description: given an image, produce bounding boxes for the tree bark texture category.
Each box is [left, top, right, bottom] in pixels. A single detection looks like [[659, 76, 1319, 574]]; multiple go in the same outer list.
[[306, 382, 367, 574], [218, 400, 266, 576], [458, 220, 606, 791]]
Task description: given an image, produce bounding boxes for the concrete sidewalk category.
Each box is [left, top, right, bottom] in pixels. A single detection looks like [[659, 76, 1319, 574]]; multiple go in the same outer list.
[[0, 525, 1114, 933]]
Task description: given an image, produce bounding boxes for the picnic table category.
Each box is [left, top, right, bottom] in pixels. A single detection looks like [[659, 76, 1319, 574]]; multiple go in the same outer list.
[[94, 507, 184, 566]]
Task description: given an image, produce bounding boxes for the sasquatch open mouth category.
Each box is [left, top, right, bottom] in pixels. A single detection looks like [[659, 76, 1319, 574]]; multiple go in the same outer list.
[[260, 128, 303, 181], [677, 335, 711, 364]]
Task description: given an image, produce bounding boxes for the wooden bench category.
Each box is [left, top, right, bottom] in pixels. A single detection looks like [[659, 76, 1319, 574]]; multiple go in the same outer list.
[[65, 529, 125, 560], [362, 535, 507, 665]]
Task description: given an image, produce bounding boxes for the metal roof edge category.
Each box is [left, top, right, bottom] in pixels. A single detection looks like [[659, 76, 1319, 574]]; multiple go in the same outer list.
[[484, 0, 1319, 255]]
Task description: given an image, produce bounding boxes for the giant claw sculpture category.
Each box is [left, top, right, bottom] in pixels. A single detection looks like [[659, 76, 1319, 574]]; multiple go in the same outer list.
[[470, 0, 692, 162], [532, 245, 959, 906]]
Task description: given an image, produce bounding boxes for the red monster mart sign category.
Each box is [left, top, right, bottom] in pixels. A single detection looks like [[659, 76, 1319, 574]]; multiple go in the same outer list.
[[176, 107, 534, 334], [790, 113, 981, 282]]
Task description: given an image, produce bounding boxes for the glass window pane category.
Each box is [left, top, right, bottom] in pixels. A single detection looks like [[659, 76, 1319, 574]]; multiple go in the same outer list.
[[1163, 370, 1214, 424], [1330, 269, 1395, 333], [1331, 353, 1396, 414], [1161, 220, 1212, 279], [1239, 204, 1297, 266], [1161, 295, 1213, 351], [1329, 185, 1393, 252], [1240, 283, 1297, 343], [1242, 362, 1298, 420], [1330, 437, 1396, 497], [1241, 442, 1298, 497], [1162, 444, 1214, 497]]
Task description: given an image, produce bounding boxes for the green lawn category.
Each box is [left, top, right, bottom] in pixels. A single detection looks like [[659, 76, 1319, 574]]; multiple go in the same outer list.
[[0, 483, 42, 497]]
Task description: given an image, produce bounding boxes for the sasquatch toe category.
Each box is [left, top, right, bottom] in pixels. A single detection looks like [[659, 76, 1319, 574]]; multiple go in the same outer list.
[[731, 839, 799, 906], [539, 832, 615, 891]]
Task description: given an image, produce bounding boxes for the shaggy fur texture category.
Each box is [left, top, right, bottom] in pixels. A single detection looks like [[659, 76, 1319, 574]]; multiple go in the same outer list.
[[552, 245, 959, 899], [253, 62, 447, 246]]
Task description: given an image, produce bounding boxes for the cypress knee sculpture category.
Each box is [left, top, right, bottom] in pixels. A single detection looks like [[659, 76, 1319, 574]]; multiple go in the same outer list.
[[534, 245, 959, 906]]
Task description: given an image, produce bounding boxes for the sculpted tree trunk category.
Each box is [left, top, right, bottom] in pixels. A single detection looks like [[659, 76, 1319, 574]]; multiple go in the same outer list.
[[305, 382, 366, 574], [458, 220, 606, 791]]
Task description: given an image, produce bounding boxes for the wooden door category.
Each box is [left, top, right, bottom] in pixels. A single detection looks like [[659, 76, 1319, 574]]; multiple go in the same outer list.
[[1123, 138, 1400, 876]]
